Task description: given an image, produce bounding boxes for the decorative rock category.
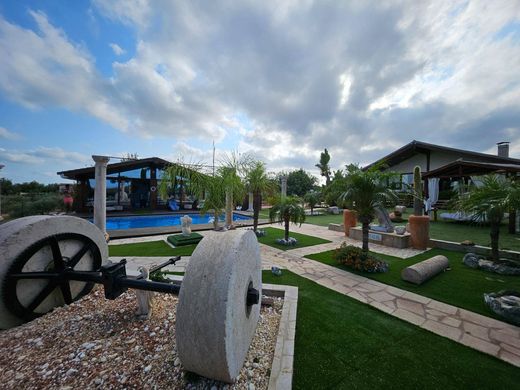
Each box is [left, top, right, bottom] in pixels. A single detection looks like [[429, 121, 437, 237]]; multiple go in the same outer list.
[[463, 253, 520, 275], [401, 255, 449, 285], [181, 215, 193, 237], [394, 226, 406, 235], [176, 230, 262, 383], [395, 205, 406, 214], [484, 290, 520, 325]]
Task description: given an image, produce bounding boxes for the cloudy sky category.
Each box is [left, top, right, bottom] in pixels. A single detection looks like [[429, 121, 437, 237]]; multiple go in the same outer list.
[[1, 0, 519, 183]]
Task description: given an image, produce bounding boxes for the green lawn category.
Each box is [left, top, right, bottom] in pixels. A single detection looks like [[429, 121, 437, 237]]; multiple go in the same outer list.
[[305, 248, 520, 321], [257, 227, 331, 251], [264, 270, 520, 389], [108, 240, 197, 257], [301, 208, 520, 251]]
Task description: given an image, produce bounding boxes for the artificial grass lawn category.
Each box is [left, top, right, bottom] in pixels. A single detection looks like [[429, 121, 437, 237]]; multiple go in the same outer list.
[[302, 208, 520, 251], [108, 240, 197, 257], [257, 227, 331, 251], [305, 248, 520, 321], [264, 270, 520, 389]]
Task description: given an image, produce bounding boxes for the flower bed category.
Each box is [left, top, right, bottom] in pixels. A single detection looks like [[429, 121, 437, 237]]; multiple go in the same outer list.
[[333, 243, 389, 273]]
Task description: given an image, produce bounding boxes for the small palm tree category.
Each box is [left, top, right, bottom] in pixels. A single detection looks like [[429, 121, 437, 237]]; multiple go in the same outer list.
[[456, 175, 520, 262], [246, 161, 276, 232], [269, 196, 306, 241], [339, 165, 398, 252], [304, 190, 321, 215]]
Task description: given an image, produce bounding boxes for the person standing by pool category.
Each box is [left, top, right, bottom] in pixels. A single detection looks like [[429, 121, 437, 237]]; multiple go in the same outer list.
[[63, 184, 73, 213]]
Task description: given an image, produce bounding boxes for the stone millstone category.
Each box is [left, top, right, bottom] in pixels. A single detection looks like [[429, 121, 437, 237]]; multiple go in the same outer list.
[[176, 230, 262, 383], [401, 255, 449, 285], [0, 216, 108, 329]]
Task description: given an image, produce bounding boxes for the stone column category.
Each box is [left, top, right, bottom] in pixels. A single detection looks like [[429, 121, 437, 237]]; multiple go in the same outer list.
[[247, 192, 254, 212], [93, 155, 110, 233], [281, 175, 287, 198], [150, 167, 157, 210]]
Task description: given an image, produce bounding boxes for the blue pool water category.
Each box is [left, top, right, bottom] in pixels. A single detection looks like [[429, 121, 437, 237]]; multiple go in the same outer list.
[[102, 213, 252, 230]]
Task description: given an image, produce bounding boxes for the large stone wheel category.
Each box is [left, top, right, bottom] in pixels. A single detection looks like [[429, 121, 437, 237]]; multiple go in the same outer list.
[[0, 216, 108, 329], [176, 229, 262, 383]]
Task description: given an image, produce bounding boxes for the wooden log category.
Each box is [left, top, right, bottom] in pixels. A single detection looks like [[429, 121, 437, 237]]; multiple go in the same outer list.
[[401, 255, 449, 285]]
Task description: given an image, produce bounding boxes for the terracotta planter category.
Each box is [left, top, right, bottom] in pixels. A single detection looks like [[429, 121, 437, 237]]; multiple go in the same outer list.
[[343, 209, 357, 237], [408, 215, 430, 250]]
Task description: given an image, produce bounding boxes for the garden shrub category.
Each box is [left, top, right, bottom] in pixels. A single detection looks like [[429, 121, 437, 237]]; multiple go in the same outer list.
[[333, 243, 389, 273]]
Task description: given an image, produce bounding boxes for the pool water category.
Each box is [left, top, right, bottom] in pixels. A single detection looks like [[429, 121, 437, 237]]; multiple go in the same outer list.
[[102, 213, 252, 230]]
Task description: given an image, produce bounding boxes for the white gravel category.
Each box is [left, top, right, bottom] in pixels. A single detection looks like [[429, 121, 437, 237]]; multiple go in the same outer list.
[[0, 287, 282, 389]]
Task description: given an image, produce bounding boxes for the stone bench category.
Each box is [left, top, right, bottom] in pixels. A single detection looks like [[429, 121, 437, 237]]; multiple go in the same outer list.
[[401, 255, 449, 285]]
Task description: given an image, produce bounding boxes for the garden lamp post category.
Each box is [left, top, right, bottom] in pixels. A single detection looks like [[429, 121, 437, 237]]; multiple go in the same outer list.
[[0, 164, 4, 221]]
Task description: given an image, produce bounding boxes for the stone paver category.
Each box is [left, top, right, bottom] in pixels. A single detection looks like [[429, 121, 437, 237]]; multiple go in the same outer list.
[[113, 223, 520, 369]]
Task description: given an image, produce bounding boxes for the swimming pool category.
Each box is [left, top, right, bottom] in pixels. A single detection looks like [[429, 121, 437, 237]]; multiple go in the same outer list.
[[103, 213, 252, 230]]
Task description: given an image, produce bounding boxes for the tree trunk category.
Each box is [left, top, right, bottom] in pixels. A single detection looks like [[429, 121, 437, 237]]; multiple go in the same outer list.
[[253, 191, 261, 232], [213, 210, 219, 230], [225, 190, 232, 227], [310, 205, 314, 216], [490, 222, 500, 262], [362, 221, 370, 252], [284, 217, 290, 241]]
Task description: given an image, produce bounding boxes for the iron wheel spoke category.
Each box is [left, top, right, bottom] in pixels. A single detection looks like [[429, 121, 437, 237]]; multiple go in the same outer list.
[[9, 271, 60, 280], [49, 237, 64, 270], [68, 242, 92, 269], [60, 282, 73, 304], [26, 282, 58, 312]]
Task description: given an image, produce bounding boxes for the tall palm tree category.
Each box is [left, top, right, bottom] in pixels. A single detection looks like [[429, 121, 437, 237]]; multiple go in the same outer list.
[[269, 196, 306, 241], [245, 161, 276, 232], [339, 165, 398, 252], [456, 175, 520, 262], [316, 148, 331, 186]]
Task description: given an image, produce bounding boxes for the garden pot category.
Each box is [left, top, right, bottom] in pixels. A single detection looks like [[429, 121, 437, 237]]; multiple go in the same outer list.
[[343, 209, 357, 237], [408, 215, 430, 250]]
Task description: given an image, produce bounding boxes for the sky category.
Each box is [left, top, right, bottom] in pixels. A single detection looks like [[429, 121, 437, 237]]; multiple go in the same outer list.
[[0, 0, 520, 184]]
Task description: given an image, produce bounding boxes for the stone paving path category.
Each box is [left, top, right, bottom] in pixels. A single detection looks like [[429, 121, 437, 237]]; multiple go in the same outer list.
[[109, 223, 520, 368]]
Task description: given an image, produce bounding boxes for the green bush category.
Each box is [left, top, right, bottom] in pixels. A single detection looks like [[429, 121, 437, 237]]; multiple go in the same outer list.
[[333, 243, 389, 273], [3, 193, 63, 218]]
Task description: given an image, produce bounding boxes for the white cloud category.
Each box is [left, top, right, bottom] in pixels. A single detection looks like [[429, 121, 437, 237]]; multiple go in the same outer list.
[[0, 127, 20, 140], [109, 42, 125, 55], [0, 146, 90, 166], [3, 1, 520, 180]]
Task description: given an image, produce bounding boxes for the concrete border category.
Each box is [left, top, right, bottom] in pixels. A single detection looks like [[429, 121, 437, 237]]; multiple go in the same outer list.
[[430, 239, 520, 261], [264, 284, 298, 390]]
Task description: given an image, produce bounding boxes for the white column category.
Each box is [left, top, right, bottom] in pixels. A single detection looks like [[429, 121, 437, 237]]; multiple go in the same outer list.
[[93, 155, 110, 233], [281, 175, 287, 198], [247, 192, 254, 212]]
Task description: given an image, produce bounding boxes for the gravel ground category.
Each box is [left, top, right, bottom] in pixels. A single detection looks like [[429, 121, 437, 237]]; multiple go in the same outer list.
[[0, 287, 282, 390]]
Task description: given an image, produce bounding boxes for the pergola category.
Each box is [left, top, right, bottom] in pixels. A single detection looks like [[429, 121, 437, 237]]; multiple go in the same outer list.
[[422, 159, 520, 179]]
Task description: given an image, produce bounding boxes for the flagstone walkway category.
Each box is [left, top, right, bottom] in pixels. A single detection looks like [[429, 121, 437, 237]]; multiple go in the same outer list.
[[109, 223, 520, 368]]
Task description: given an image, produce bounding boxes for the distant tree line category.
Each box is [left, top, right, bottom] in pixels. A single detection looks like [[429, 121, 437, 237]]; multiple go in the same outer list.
[[0, 179, 59, 195]]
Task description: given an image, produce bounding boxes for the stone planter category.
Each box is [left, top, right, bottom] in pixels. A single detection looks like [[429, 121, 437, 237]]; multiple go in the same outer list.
[[408, 215, 430, 250], [343, 209, 357, 237]]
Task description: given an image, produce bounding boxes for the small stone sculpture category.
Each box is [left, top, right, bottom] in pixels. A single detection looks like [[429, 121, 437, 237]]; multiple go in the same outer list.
[[463, 253, 520, 275], [135, 267, 154, 320], [484, 290, 520, 325], [181, 214, 192, 237]]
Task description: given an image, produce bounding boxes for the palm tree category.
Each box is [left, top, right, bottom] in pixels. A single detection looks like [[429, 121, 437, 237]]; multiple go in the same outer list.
[[316, 148, 331, 186], [304, 190, 321, 215], [456, 175, 520, 262], [269, 196, 306, 241], [339, 165, 398, 252], [159, 162, 226, 229], [245, 161, 276, 232], [219, 152, 254, 227]]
